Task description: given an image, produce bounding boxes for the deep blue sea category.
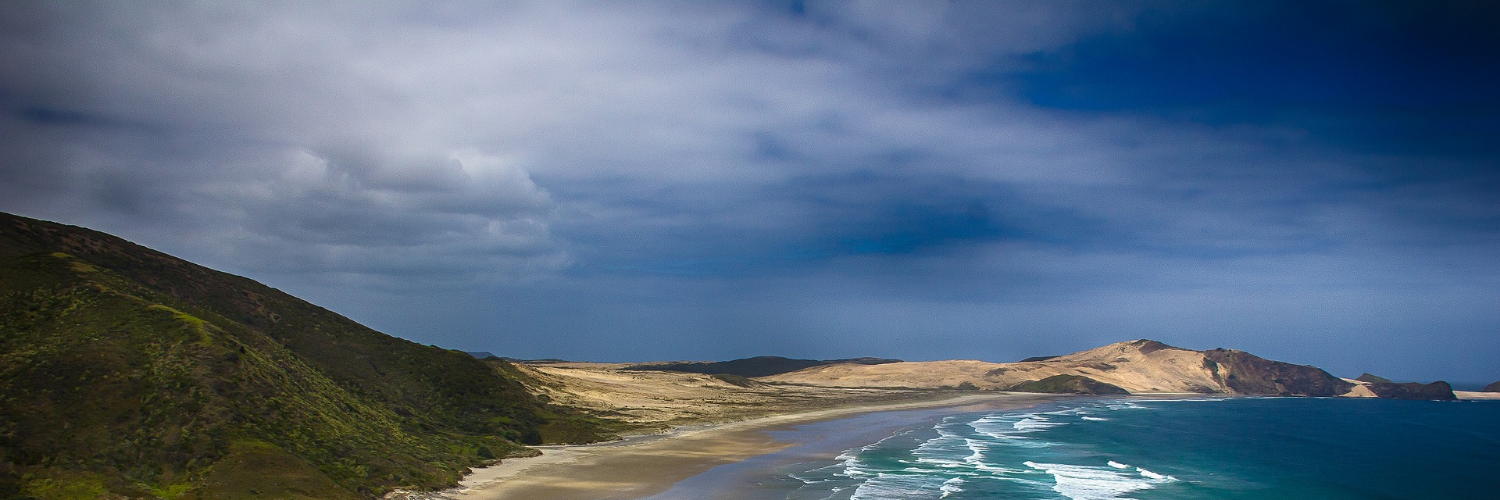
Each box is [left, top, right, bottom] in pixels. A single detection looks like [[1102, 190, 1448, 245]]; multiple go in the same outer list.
[[646, 397, 1500, 500]]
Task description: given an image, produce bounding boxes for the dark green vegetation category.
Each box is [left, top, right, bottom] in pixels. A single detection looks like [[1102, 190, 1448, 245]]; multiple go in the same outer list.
[[0, 212, 616, 499], [1366, 381, 1457, 401], [1483, 381, 1500, 392], [1201, 348, 1355, 397], [626, 355, 901, 378], [1007, 375, 1130, 395], [1017, 356, 1059, 362], [1356, 373, 1395, 384], [708, 374, 761, 388]]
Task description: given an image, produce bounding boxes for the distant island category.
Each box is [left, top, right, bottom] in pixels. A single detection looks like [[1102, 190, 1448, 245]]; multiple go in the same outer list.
[[0, 212, 1488, 499]]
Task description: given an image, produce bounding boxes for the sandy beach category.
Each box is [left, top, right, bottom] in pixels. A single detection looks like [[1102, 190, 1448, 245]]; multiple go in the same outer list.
[[397, 392, 1057, 500], [1455, 390, 1500, 400]]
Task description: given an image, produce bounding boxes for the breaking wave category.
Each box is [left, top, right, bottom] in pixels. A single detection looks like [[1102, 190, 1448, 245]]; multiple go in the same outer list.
[[780, 399, 1188, 499]]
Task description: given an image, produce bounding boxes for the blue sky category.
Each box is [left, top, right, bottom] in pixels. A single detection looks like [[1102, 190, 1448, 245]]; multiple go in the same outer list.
[[2, 1, 1496, 382]]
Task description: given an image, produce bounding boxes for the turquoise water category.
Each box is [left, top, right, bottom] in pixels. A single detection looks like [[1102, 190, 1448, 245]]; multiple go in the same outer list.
[[654, 397, 1500, 499]]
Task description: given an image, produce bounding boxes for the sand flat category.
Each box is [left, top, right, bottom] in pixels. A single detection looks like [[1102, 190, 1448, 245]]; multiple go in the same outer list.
[[1455, 390, 1500, 400], [409, 393, 1053, 500]]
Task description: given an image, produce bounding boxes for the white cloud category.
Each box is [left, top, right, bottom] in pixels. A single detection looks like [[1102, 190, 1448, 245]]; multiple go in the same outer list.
[[0, 0, 1149, 280]]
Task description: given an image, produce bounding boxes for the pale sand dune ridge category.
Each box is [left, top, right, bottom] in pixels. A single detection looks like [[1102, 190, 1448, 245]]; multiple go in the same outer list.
[[764, 339, 1228, 393]]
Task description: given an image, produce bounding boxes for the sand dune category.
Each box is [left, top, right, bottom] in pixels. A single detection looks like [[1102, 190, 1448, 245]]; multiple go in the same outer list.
[[511, 362, 954, 432], [765, 340, 1224, 393], [765, 339, 1352, 396]]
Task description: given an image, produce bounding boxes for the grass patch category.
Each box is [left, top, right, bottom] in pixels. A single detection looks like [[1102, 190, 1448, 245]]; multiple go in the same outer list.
[[1007, 374, 1129, 395], [18, 469, 111, 500], [190, 440, 357, 500]]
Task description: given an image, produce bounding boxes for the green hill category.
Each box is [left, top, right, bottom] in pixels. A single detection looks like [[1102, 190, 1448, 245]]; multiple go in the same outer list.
[[1007, 374, 1130, 395], [0, 212, 614, 499]]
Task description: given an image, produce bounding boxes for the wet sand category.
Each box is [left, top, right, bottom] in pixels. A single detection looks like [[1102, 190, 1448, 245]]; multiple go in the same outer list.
[[423, 393, 1057, 500]]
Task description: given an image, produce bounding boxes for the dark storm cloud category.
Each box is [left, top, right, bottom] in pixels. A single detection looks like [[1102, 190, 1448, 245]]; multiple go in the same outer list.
[[1, 1, 1496, 380]]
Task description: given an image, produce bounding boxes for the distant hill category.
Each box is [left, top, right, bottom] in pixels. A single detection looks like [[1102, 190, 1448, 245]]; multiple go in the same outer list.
[[764, 339, 1420, 398], [1356, 373, 1395, 384], [1364, 381, 1456, 401], [624, 356, 902, 378], [1006, 374, 1129, 395], [0, 212, 612, 498], [1485, 381, 1500, 392], [500, 357, 572, 364]]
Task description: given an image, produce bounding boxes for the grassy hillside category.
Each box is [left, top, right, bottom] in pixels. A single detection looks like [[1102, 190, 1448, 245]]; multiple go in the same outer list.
[[0, 212, 615, 499]]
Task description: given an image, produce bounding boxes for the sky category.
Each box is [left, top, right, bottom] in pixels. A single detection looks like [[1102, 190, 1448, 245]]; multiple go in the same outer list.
[[2, 1, 1497, 382]]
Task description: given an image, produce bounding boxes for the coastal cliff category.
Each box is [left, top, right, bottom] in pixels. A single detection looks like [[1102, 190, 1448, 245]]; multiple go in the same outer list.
[[1201, 348, 1353, 397]]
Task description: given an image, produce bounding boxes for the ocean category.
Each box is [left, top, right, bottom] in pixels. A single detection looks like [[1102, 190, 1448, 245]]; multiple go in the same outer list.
[[644, 397, 1500, 500]]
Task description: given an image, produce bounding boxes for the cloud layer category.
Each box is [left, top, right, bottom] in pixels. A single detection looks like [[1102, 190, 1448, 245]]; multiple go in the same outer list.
[[2, 1, 1496, 381]]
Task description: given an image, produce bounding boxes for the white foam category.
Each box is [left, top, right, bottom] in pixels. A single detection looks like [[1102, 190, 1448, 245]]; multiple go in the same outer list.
[[833, 426, 925, 480], [914, 457, 966, 468], [1149, 398, 1228, 403], [822, 408, 1189, 500], [835, 452, 869, 478], [1104, 402, 1148, 411], [963, 438, 985, 462], [913, 423, 972, 470], [939, 477, 965, 498], [1014, 414, 1066, 432], [849, 472, 949, 500], [1024, 461, 1175, 500], [960, 438, 1022, 474], [968, 413, 1056, 449], [1136, 467, 1176, 481], [968, 414, 1018, 439]]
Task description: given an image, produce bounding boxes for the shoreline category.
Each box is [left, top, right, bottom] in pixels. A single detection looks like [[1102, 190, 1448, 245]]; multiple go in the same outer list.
[[387, 392, 1060, 500], [384, 391, 1496, 500]]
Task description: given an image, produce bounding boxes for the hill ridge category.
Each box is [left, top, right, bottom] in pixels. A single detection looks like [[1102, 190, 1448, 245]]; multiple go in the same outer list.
[[0, 212, 612, 498], [623, 355, 901, 378], [763, 339, 1427, 399]]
